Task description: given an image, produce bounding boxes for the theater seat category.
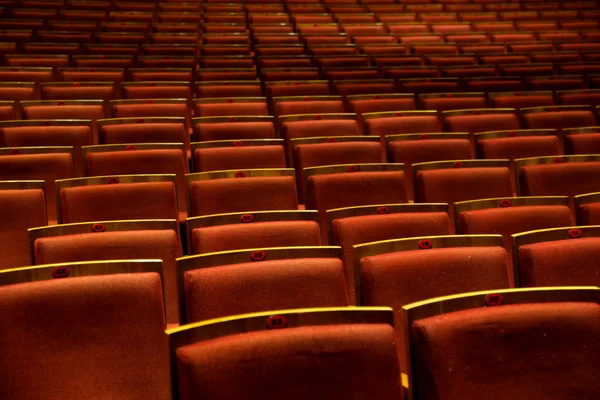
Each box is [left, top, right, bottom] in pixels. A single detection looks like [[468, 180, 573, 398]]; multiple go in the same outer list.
[[168, 307, 404, 400], [330, 203, 451, 304], [192, 139, 286, 173], [475, 130, 562, 161], [443, 109, 521, 134], [192, 116, 275, 142], [404, 287, 600, 400], [363, 110, 442, 141], [29, 220, 182, 325], [575, 192, 600, 225], [0, 259, 171, 400], [564, 127, 600, 155], [177, 247, 349, 323]]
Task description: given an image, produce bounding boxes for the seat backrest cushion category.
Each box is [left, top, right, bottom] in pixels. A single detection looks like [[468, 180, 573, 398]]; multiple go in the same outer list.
[[519, 162, 600, 196]]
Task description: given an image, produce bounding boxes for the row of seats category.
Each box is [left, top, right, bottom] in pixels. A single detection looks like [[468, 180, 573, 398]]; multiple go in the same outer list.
[[2, 264, 597, 400]]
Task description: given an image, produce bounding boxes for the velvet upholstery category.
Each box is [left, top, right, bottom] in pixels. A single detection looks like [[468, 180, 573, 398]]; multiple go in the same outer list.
[[565, 133, 600, 154], [0, 188, 46, 270], [490, 94, 555, 109], [100, 122, 187, 144], [333, 212, 451, 304], [282, 119, 361, 140], [518, 237, 600, 287], [478, 136, 561, 160], [307, 171, 409, 243], [176, 324, 403, 400], [123, 86, 191, 100], [0, 273, 171, 399], [366, 115, 442, 139], [421, 96, 486, 112], [194, 145, 286, 172], [189, 176, 298, 217], [191, 220, 321, 254], [412, 302, 600, 400], [349, 98, 416, 115], [519, 162, 600, 196], [275, 100, 345, 117], [195, 102, 269, 117], [197, 84, 263, 98], [59, 181, 178, 223], [523, 110, 597, 131], [0, 153, 74, 223], [579, 202, 600, 225], [389, 139, 473, 164], [184, 257, 349, 322], [194, 121, 275, 141], [43, 86, 115, 101]]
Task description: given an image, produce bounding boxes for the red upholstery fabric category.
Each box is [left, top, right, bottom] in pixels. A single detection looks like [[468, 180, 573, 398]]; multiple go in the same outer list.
[[194, 146, 286, 172], [560, 92, 600, 107], [519, 162, 600, 196], [191, 221, 321, 255], [113, 103, 189, 122], [0, 70, 53, 83], [579, 202, 600, 225], [349, 98, 416, 115], [197, 85, 263, 98], [194, 121, 275, 141], [276, 100, 345, 117], [295, 142, 383, 202], [195, 102, 268, 117], [333, 212, 451, 304], [184, 257, 349, 322], [189, 176, 298, 217], [389, 139, 474, 165], [412, 302, 600, 400], [59, 181, 178, 223], [282, 120, 360, 140], [0, 105, 14, 120], [59, 70, 125, 82], [100, 122, 187, 144], [43, 86, 115, 101], [0, 153, 74, 223], [23, 105, 104, 122], [267, 83, 330, 98], [0, 188, 46, 270], [444, 113, 521, 134], [421, 96, 486, 112], [518, 237, 600, 287], [86, 150, 187, 220], [417, 167, 514, 203], [335, 82, 396, 96], [123, 86, 191, 100], [366, 115, 442, 139], [0, 273, 171, 400], [523, 110, 597, 131], [307, 171, 409, 243], [478, 136, 561, 160], [176, 324, 403, 400], [34, 230, 182, 324], [566, 132, 600, 154], [490, 94, 554, 109], [0, 87, 35, 101]]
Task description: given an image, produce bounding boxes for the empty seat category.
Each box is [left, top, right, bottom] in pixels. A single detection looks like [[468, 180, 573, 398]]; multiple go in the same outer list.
[[330, 203, 451, 304], [169, 307, 404, 400], [56, 174, 179, 224], [0, 82, 36, 102], [261, 68, 320, 82], [97, 117, 188, 151], [558, 89, 600, 107], [58, 68, 125, 83], [266, 81, 331, 99], [443, 108, 521, 134], [564, 127, 600, 155], [455, 196, 573, 283], [83, 144, 189, 221], [0, 146, 74, 223], [274, 96, 345, 119], [489, 91, 554, 109], [521, 106, 597, 135], [333, 80, 395, 97], [192, 139, 286, 173], [420, 93, 486, 112], [131, 68, 193, 82], [305, 164, 409, 244], [186, 168, 298, 218], [514, 226, 600, 287], [111, 99, 191, 133], [187, 210, 321, 255], [516, 155, 600, 197], [414, 160, 514, 209], [40, 82, 115, 106], [364, 111, 442, 141], [0, 180, 47, 270], [29, 220, 182, 325], [0, 67, 53, 83], [575, 192, 600, 225], [294, 137, 383, 202], [194, 97, 269, 118], [121, 82, 192, 103], [178, 247, 349, 323], [193, 116, 275, 142], [397, 78, 462, 94], [0, 259, 171, 400], [404, 287, 600, 400], [347, 94, 416, 118], [475, 129, 561, 160], [196, 81, 263, 99]]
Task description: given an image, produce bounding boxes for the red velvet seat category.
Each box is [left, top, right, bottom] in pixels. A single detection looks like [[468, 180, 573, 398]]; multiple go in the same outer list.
[[178, 247, 349, 323], [266, 81, 331, 99], [186, 168, 298, 218], [489, 91, 554, 109], [121, 82, 192, 103], [558, 89, 600, 107], [564, 127, 600, 155], [274, 96, 346, 119], [84, 144, 189, 222], [397, 77, 462, 94], [57, 174, 179, 224], [261, 68, 320, 82], [30, 220, 182, 325], [464, 77, 525, 93], [0, 181, 46, 270], [330, 203, 451, 304], [98, 117, 188, 149], [0, 260, 171, 400], [306, 164, 409, 244], [41, 82, 115, 105], [196, 81, 263, 99], [58, 67, 125, 83], [347, 94, 416, 118], [364, 110, 442, 141], [192, 116, 275, 142], [187, 210, 321, 255], [516, 155, 600, 197], [575, 192, 600, 225], [475, 129, 561, 160], [0, 146, 74, 224], [169, 308, 404, 400], [111, 99, 191, 134], [0, 82, 36, 102], [194, 97, 269, 118], [404, 287, 600, 400], [443, 108, 521, 134], [420, 92, 486, 112], [131, 68, 193, 82], [514, 226, 600, 287], [192, 139, 286, 173]]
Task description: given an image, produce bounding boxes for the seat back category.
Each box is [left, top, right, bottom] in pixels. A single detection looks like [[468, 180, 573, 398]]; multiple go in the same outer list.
[[475, 129, 561, 160], [191, 139, 286, 173], [0, 260, 171, 400]]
